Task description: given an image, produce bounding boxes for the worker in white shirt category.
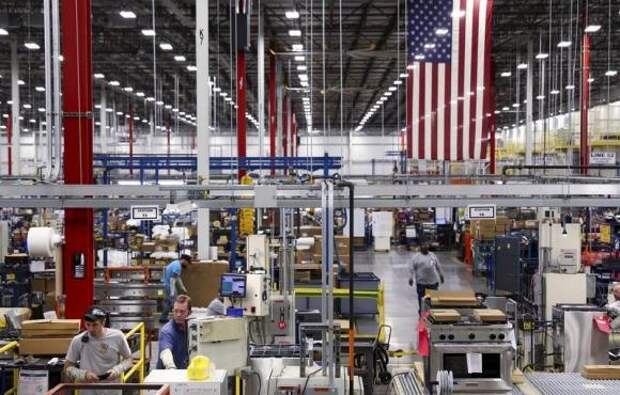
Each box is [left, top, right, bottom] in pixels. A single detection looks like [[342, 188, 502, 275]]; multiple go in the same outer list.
[[606, 283, 620, 329], [409, 244, 445, 314]]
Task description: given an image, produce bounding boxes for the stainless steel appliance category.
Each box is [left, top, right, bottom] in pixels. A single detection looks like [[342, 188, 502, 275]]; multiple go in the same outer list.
[[552, 304, 609, 372], [425, 318, 514, 393]]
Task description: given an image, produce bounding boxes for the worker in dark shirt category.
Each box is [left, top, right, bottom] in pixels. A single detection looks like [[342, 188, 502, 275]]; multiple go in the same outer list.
[[157, 295, 192, 369]]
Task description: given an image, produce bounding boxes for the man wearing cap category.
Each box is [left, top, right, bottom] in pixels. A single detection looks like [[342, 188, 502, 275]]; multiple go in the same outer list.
[[64, 306, 133, 394], [157, 294, 192, 369], [159, 252, 192, 322]]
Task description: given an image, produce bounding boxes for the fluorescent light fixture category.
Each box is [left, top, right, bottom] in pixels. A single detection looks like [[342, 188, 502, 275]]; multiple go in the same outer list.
[[24, 42, 40, 50], [136, 92, 145, 97], [23, 104, 32, 109], [557, 41, 572, 48], [38, 107, 45, 113], [550, 90, 560, 95], [389, 86, 397, 92], [154, 100, 163, 105], [116, 111, 123, 116], [58, 55, 64, 62], [512, 103, 520, 108], [174, 55, 186, 62], [393, 80, 403, 85], [289, 30, 302, 37], [423, 43, 436, 50], [587, 77, 595, 83], [502, 106, 510, 111], [297, 65, 307, 71], [134, 116, 140, 120], [123, 86, 133, 92], [285, 11, 300, 19], [35, 86, 45, 92], [605, 70, 618, 77], [0, 28, 8, 35], [585, 25, 601, 33], [400, 73, 408, 78], [146, 97, 155, 102], [536, 95, 545, 100], [94, 73, 105, 79], [517, 63, 528, 70], [186, 65, 197, 71], [213, 87, 221, 93], [565, 85, 575, 90], [536, 53, 549, 60], [294, 56, 305, 62], [384, 91, 393, 97], [141, 29, 156, 36], [435, 28, 449, 36], [300, 81, 309, 87], [494, 110, 500, 114], [298, 74, 308, 81], [500, 71, 512, 77], [292, 44, 304, 52], [159, 43, 173, 51], [106, 108, 113, 113], [119, 10, 136, 19], [108, 80, 120, 86]]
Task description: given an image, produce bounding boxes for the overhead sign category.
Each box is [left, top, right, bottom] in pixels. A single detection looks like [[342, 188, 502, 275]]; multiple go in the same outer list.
[[600, 224, 611, 244], [130, 205, 160, 221], [466, 204, 496, 220], [590, 151, 616, 165]]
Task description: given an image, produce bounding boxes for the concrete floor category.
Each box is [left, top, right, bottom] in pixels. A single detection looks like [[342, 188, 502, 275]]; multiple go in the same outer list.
[[354, 247, 480, 359]]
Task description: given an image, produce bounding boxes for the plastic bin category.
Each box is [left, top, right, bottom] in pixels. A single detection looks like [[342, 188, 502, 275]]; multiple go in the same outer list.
[[338, 272, 380, 316]]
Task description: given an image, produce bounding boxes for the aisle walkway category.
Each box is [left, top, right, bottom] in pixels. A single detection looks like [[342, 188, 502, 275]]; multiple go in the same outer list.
[[354, 248, 480, 354]]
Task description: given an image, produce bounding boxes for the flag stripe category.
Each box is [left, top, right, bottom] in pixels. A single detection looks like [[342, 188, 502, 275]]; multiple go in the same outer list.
[[469, 0, 480, 159], [419, 64, 426, 159], [425, 63, 433, 159], [474, 0, 486, 159], [444, 64, 452, 160], [437, 63, 446, 161], [457, 0, 466, 161], [406, 68, 413, 159], [412, 62, 420, 159], [450, 0, 460, 160], [463, 0, 474, 160], [482, 0, 495, 160]]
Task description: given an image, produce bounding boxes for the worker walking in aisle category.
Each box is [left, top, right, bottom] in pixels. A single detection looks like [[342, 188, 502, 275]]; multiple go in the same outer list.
[[64, 306, 133, 395], [409, 243, 445, 315], [157, 295, 192, 369], [160, 252, 192, 322], [606, 283, 620, 329]]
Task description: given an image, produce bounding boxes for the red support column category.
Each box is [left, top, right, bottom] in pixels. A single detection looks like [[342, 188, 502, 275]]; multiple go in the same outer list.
[[580, 30, 591, 175], [292, 113, 297, 157], [237, 51, 247, 180], [62, 0, 94, 319], [128, 105, 134, 175], [269, 52, 277, 174], [7, 114, 12, 176], [282, 94, 288, 157]]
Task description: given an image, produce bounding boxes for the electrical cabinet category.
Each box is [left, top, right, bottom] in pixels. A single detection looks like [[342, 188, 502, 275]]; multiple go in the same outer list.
[[188, 317, 248, 375]]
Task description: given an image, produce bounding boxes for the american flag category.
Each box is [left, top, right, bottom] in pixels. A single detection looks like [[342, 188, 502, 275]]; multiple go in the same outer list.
[[406, 0, 494, 161]]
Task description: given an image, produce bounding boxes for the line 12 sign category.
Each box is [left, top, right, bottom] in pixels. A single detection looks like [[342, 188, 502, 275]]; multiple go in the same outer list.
[[466, 205, 496, 220], [130, 205, 160, 221]]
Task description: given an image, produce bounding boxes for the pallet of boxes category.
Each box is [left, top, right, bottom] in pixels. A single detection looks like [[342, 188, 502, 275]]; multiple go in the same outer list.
[[469, 216, 512, 240], [295, 234, 350, 283], [19, 319, 81, 356]]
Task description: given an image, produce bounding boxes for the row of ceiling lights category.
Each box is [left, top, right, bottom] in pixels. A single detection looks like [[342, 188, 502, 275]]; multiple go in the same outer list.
[[354, 73, 407, 132]]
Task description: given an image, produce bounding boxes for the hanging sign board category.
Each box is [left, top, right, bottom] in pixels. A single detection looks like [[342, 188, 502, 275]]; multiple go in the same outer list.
[[466, 204, 496, 220], [590, 152, 616, 165], [600, 224, 612, 244], [130, 205, 161, 221]]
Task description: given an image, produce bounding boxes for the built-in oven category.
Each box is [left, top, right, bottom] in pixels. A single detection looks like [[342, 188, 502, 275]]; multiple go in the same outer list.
[[426, 342, 513, 393]]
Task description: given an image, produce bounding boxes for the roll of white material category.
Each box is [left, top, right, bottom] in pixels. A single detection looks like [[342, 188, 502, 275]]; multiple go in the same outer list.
[[210, 246, 219, 260], [296, 237, 315, 251], [27, 227, 62, 258]]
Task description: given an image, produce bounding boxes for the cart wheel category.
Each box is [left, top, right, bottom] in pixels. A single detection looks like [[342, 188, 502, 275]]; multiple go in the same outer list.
[[379, 371, 392, 384]]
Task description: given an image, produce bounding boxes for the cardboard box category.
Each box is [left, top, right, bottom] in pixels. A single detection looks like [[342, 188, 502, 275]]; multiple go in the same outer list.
[[22, 319, 81, 332], [296, 250, 315, 265], [314, 236, 351, 256], [299, 226, 322, 237], [181, 261, 229, 307], [19, 337, 73, 355]]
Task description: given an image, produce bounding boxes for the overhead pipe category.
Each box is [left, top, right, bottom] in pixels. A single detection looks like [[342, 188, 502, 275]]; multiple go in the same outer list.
[[10, 39, 19, 176], [43, 0, 53, 179], [502, 165, 620, 176]]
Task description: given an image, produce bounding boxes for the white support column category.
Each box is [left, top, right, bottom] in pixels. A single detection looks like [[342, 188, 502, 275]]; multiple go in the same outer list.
[[112, 100, 119, 153], [525, 42, 534, 165], [100, 84, 107, 153], [196, 0, 211, 260], [11, 39, 20, 176]]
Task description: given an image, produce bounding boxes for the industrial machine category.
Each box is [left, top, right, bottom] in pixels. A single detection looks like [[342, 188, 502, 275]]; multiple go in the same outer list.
[[144, 369, 227, 394], [247, 234, 269, 271], [552, 304, 609, 372], [220, 272, 270, 317], [188, 317, 248, 375]]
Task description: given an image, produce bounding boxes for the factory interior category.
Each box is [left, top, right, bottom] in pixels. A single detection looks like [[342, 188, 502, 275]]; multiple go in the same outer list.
[[2, 0, 620, 394]]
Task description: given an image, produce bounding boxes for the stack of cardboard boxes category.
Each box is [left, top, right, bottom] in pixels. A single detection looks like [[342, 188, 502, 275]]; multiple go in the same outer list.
[[469, 217, 513, 240], [19, 319, 81, 355]]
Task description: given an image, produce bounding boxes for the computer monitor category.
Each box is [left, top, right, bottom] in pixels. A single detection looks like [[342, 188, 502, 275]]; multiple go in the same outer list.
[[220, 273, 247, 298]]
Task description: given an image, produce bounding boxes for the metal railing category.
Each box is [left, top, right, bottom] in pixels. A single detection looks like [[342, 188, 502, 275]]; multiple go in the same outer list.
[[0, 341, 19, 395], [46, 383, 169, 395], [122, 322, 146, 384]]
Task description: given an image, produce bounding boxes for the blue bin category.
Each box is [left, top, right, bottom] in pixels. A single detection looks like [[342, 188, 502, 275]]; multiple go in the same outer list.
[[338, 272, 380, 316]]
